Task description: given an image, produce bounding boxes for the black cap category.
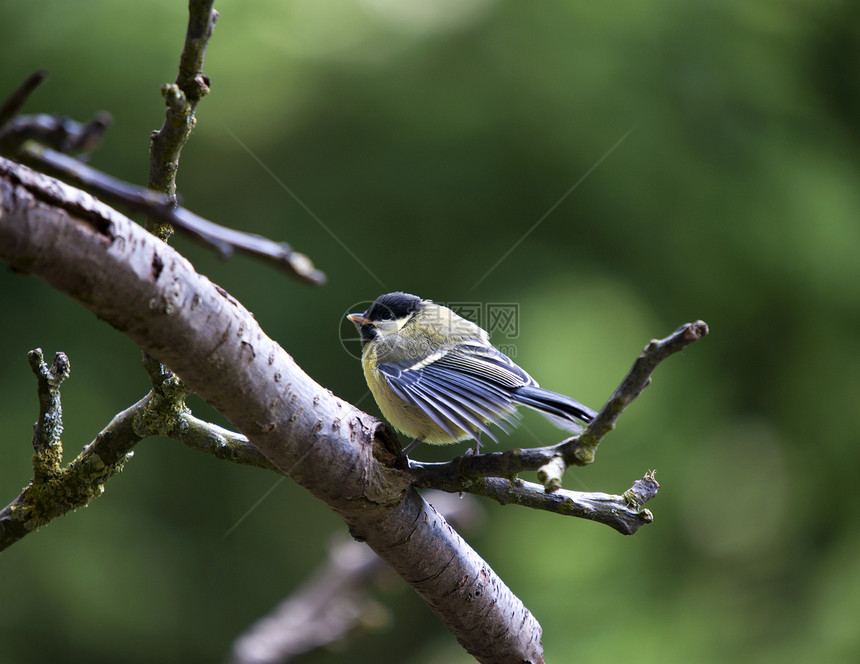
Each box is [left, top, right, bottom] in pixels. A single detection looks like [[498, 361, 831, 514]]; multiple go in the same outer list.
[[364, 292, 422, 323], [350, 292, 423, 346]]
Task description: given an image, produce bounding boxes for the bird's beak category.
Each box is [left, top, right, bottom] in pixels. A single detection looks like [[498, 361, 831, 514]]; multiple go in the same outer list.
[[347, 313, 372, 326]]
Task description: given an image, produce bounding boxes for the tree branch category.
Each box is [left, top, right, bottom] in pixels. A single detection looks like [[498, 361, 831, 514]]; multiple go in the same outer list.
[[230, 491, 484, 664], [0, 69, 48, 127], [142, 0, 221, 469], [28, 348, 70, 452], [17, 143, 325, 285], [408, 321, 707, 494], [0, 158, 545, 663], [0, 68, 326, 286], [174, 412, 277, 471], [576, 321, 709, 460], [1, 112, 112, 157], [1, 346, 276, 552], [148, 0, 218, 229], [465, 476, 657, 535], [0, 389, 143, 552], [0, 70, 112, 158], [232, 536, 389, 664]]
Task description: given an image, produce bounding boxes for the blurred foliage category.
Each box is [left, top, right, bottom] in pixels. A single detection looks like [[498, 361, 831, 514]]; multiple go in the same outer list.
[[1, 0, 859, 662]]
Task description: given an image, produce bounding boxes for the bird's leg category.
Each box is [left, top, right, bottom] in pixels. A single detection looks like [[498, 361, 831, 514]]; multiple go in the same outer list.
[[472, 432, 482, 456], [401, 438, 422, 456]]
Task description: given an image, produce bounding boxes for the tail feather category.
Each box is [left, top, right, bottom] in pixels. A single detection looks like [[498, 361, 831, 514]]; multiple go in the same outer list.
[[512, 385, 597, 432]]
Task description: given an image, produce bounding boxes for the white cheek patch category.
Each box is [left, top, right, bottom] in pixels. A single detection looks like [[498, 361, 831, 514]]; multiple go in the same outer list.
[[376, 315, 412, 336], [375, 320, 399, 336]]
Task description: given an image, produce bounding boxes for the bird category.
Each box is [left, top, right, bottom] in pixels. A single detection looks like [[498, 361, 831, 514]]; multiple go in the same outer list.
[[346, 291, 597, 455]]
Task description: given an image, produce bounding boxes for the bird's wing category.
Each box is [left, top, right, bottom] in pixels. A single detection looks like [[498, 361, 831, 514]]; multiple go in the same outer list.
[[376, 340, 526, 442], [432, 339, 538, 389]]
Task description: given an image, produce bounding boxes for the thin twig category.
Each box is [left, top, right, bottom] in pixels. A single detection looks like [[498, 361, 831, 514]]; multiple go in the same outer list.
[[0, 352, 142, 551], [140, 0, 219, 418], [468, 476, 656, 536], [148, 0, 218, 233], [622, 470, 660, 511], [0, 68, 111, 156], [0, 69, 48, 127], [0, 75, 325, 284], [575, 320, 709, 461], [409, 321, 708, 493], [175, 413, 277, 471], [0, 346, 275, 552], [0, 112, 112, 157], [19, 142, 326, 285], [27, 348, 70, 453], [0, 402, 141, 552], [27, 348, 70, 485]]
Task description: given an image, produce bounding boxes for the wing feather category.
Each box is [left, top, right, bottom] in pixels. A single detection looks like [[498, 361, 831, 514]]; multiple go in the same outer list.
[[377, 339, 532, 441], [420, 368, 518, 433], [378, 362, 497, 440], [419, 371, 513, 437], [433, 340, 537, 389], [383, 372, 462, 440]]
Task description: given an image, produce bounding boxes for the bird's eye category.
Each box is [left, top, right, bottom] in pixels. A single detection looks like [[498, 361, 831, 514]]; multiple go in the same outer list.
[[380, 311, 393, 321]]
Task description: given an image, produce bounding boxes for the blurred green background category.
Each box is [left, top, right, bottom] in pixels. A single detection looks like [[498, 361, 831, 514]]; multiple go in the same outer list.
[[2, 1, 859, 662]]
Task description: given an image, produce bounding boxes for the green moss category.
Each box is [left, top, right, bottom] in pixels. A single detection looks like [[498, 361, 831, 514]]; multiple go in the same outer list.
[[14, 449, 129, 531], [31, 444, 64, 483], [132, 385, 189, 437], [573, 446, 595, 465]]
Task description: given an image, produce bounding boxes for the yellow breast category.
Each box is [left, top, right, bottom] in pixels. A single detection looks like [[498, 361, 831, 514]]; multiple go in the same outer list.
[[362, 360, 472, 445]]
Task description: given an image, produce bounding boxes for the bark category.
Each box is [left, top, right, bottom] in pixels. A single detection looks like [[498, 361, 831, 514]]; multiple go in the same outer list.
[[0, 157, 544, 663]]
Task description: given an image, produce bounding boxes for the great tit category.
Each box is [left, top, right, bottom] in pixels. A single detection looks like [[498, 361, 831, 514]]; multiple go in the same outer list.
[[347, 292, 597, 455]]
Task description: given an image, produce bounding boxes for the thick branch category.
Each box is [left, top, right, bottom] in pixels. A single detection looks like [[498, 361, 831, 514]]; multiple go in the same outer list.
[[0, 158, 543, 663]]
